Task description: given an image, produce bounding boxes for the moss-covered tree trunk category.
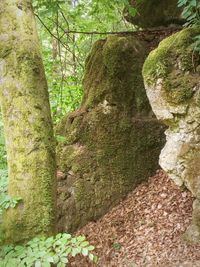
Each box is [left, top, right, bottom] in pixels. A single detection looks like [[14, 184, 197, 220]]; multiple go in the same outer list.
[[0, 0, 56, 243]]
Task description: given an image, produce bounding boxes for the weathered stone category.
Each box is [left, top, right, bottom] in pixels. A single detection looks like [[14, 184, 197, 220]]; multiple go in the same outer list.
[[56, 36, 165, 232], [125, 0, 184, 29], [143, 27, 200, 242]]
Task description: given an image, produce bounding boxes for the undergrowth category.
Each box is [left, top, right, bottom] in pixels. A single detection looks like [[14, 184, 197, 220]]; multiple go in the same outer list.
[[178, 0, 200, 52], [0, 234, 97, 267]]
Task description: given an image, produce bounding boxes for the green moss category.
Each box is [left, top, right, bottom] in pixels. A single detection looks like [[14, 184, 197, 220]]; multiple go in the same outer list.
[[56, 36, 166, 232], [82, 35, 151, 113], [143, 27, 200, 105], [143, 37, 173, 84], [164, 74, 197, 104], [0, 0, 56, 244]]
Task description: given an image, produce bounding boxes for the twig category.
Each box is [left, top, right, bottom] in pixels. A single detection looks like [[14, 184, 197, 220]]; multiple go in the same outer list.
[[61, 26, 183, 36], [35, 13, 67, 49], [35, 13, 84, 69]]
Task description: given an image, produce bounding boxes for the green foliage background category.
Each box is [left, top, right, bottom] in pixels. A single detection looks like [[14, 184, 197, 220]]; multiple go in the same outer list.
[[33, 0, 134, 122]]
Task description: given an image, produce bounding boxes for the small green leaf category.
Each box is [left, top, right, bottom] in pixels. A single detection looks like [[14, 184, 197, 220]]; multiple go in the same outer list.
[[62, 233, 71, 240], [82, 248, 88, 256], [35, 260, 42, 267], [60, 257, 68, 264], [41, 262, 51, 267], [87, 245, 95, 251], [77, 235, 85, 242], [80, 241, 89, 247]]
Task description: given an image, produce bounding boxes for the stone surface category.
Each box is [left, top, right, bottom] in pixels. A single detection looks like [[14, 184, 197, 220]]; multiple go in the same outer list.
[[143, 27, 200, 242], [125, 0, 184, 29], [56, 36, 165, 232]]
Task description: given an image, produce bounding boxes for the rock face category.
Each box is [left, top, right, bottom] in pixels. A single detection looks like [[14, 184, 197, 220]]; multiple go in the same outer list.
[[143, 27, 200, 242], [125, 0, 184, 28], [56, 36, 165, 232]]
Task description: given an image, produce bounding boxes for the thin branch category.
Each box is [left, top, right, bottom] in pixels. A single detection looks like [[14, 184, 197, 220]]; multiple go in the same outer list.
[[35, 13, 84, 69], [35, 13, 67, 48], [36, 11, 182, 38], [60, 26, 183, 36], [46, 15, 84, 68], [60, 9, 70, 31]]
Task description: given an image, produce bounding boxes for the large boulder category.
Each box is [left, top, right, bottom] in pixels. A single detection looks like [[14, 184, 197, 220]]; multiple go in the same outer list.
[[143, 27, 200, 242], [125, 0, 184, 28], [56, 36, 165, 232]]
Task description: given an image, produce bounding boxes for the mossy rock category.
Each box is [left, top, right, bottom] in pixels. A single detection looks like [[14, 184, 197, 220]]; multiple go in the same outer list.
[[143, 27, 200, 122], [56, 36, 165, 232], [81, 36, 151, 113], [125, 0, 184, 28], [143, 27, 200, 242]]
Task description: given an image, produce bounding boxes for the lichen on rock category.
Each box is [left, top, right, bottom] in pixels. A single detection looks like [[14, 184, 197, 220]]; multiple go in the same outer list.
[[143, 27, 200, 242], [56, 35, 165, 232]]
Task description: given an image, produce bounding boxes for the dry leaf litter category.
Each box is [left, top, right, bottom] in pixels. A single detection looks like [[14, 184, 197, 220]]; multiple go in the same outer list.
[[68, 170, 200, 267]]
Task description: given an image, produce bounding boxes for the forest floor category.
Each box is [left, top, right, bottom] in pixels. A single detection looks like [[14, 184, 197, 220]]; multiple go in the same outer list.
[[69, 170, 200, 267]]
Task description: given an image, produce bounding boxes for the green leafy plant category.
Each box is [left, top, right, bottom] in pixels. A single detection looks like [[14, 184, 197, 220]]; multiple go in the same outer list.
[[0, 114, 22, 216], [178, 0, 200, 52], [0, 169, 22, 216], [178, 0, 200, 26], [0, 117, 7, 170], [0, 233, 97, 267]]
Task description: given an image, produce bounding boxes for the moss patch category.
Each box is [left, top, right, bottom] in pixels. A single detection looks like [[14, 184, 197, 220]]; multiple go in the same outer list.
[[143, 27, 200, 105]]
